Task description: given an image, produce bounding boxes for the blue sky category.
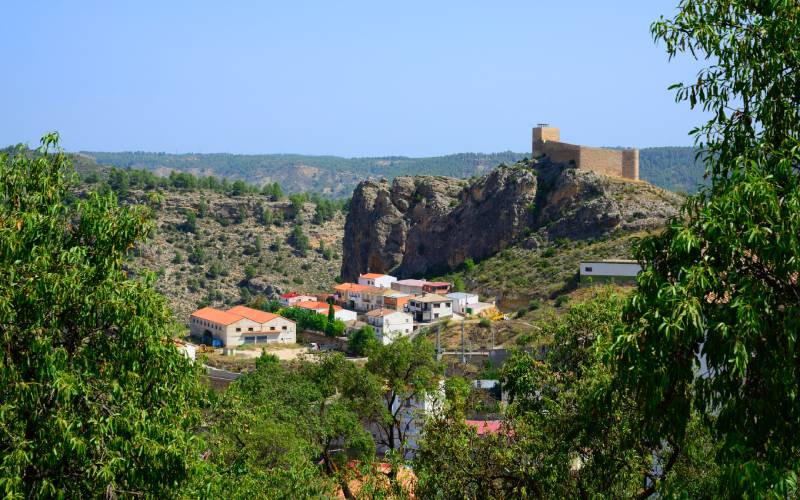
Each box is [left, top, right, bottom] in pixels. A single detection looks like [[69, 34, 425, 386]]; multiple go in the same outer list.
[[1, 1, 704, 156]]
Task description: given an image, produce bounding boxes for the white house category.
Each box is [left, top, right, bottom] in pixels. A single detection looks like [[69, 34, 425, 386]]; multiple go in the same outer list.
[[406, 294, 453, 323], [294, 300, 358, 323], [358, 273, 398, 289], [579, 260, 642, 284], [365, 309, 414, 344], [348, 284, 386, 312], [279, 292, 318, 307], [446, 292, 479, 314], [190, 305, 296, 346]]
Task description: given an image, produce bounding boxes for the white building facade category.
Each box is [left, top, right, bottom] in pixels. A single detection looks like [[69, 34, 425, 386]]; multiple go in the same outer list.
[[446, 292, 479, 314], [358, 273, 398, 289], [366, 309, 414, 344], [190, 305, 296, 346], [579, 260, 642, 284], [406, 294, 453, 323]]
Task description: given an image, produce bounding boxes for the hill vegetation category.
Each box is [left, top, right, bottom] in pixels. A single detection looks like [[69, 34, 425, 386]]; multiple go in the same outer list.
[[79, 147, 707, 195], [109, 187, 345, 322]]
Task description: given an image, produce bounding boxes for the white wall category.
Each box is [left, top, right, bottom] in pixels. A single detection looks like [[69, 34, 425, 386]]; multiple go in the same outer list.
[[580, 261, 641, 277], [226, 317, 296, 346], [446, 293, 479, 314], [335, 309, 358, 322], [379, 312, 413, 344], [359, 275, 397, 289]]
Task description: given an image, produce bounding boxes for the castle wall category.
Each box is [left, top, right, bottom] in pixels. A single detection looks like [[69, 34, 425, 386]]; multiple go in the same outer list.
[[532, 127, 639, 181], [577, 146, 631, 179], [532, 127, 560, 144], [535, 140, 582, 166], [621, 149, 639, 180]]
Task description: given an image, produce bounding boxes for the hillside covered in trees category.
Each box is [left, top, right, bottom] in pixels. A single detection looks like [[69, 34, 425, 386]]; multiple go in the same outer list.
[[80, 147, 707, 195]]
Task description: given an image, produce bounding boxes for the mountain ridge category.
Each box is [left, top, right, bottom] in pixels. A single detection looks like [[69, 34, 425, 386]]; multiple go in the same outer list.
[[78, 147, 706, 196]]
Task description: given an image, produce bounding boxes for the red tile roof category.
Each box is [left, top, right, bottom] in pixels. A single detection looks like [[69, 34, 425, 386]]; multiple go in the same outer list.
[[227, 305, 279, 323], [191, 307, 243, 325], [295, 301, 341, 312], [334, 282, 362, 291], [424, 281, 451, 287], [280, 292, 301, 299], [334, 283, 379, 293], [359, 273, 385, 279]]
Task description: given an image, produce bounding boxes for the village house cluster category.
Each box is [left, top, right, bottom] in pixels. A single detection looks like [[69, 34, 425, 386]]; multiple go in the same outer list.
[[190, 272, 495, 348]]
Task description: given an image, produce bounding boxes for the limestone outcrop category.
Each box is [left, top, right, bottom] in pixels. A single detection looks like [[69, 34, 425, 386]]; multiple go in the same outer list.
[[341, 160, 682, 280]]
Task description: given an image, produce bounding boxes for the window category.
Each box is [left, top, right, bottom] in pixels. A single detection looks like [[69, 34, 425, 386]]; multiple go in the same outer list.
[[248, 327, 254, 331], [244, 336, 256, 344], [282, 326, 287, 330], [236, 327, 241, 332], [585, 267, 593, 272], [270, 326, 276, 331]]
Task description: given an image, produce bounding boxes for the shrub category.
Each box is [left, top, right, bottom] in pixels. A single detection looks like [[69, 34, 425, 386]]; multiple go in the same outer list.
[[349, 325, 377, 356], [464, 258, 476, 273], [244, 264, 257, 281]]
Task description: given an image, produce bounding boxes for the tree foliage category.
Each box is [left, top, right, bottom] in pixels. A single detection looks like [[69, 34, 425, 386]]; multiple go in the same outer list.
[[195, 354, 377, 498], [611, 1, 800, 495], [348, 324, 377, 356], [417, 290, 719, 498], [364, 337, 442, 459], [279, 306, 345, 337], [0, 135, 205, 497]]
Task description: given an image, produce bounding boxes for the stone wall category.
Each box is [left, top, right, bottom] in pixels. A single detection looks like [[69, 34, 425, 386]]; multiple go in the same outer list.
[[535, 140, 582, 166], [532, 126, 561, 144], [577, 146, 630, 179], [531, 126, 639, 181], [621, 149, 639, 180]]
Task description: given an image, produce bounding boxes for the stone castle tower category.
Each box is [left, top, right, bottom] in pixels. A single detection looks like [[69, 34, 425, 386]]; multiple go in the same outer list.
[[532, 125, 639, 181]]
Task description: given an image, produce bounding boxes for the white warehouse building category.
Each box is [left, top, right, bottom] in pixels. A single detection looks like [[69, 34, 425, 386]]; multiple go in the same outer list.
[[579, 260, 642, 284]]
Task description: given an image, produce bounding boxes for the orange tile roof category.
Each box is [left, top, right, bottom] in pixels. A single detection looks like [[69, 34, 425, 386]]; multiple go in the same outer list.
[[366, 308, 401, 317], [191, 307, 243, 325], [334, 282, 360, 291], [295, 301, 342, 312], [359, 273, 385, 279], [227, 305, 279, 323], [334, 283, 376, 293]]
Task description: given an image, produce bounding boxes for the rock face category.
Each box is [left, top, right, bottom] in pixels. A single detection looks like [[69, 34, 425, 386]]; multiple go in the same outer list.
[[341, 160, 682, 281]]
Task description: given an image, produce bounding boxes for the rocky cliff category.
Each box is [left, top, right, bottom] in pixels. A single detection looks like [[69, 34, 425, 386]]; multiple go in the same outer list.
[[340, 160, 683, 281]]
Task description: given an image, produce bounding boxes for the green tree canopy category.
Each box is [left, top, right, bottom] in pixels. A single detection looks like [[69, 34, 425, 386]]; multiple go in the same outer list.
[[0, 135, 205, 497], [348, 324, 376, 356], [611, 1, 800, 495], [364, 337, 442, 458]]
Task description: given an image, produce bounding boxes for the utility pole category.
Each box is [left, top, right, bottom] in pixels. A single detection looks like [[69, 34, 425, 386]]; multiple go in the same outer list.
[[461, 320, 466, 364], [436, 324, 441, 361]]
